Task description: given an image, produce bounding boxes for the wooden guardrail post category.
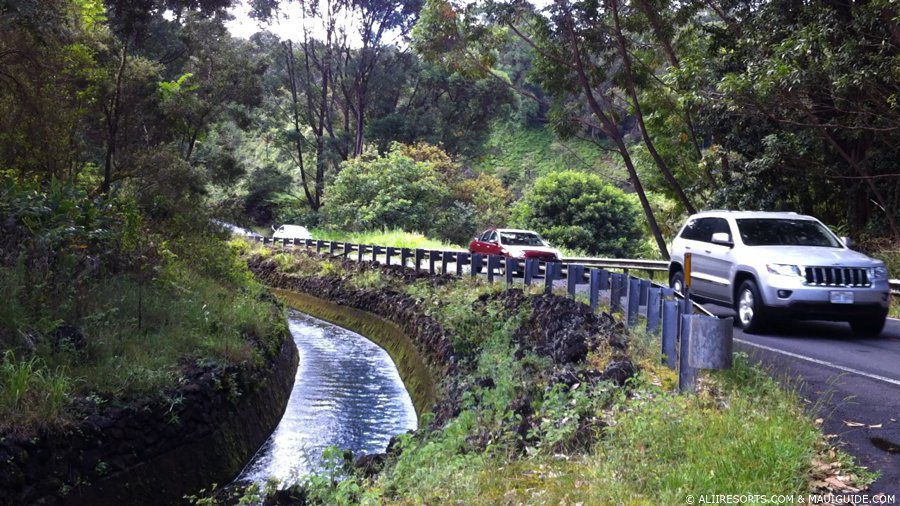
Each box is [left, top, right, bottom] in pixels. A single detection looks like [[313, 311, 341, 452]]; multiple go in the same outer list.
[[414, 249, 424, 272], [471, 253, 483, 277], [661, 300, 679, 369], [386, 247, 396, 266], [646, 287, 662, 333], [441, 251, 452, 274], [455, 253, 468, 277], [627, 277, 640, 327]]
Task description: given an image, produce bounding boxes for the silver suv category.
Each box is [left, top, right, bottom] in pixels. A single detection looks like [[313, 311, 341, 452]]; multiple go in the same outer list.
[[669, 211, 890, 336]]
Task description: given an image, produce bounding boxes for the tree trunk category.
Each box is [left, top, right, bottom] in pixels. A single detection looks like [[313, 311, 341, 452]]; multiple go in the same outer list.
[[610, 0, 696, 215], [557, 0, 670, 258], [285, 40, 317, 211], [101, 44, 128, 195]]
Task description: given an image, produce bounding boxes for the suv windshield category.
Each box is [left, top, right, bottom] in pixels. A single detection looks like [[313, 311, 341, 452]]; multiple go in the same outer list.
[[499, 232, 545, 247], [736, 219, 842, 247]]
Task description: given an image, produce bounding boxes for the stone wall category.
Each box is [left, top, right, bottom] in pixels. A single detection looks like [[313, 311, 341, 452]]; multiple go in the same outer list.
[[0, 333, 298, 505]]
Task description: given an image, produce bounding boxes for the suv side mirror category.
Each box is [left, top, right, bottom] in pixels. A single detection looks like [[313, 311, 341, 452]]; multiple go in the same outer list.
[[711, 232, 733, 247], [841, 236, 853, 248]]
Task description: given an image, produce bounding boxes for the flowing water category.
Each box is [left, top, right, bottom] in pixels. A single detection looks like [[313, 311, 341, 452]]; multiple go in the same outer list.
[[234, 310, 418, 487]]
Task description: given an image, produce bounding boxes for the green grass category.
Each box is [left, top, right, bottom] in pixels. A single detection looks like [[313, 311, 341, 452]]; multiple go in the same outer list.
[[474, 123, 626, 196], [0, 238, 285, 432], [308, 228, 463, 250], [242, 251, 872, 504]]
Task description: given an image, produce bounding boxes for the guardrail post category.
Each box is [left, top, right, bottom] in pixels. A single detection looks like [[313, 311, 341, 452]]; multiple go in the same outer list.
[[262, 237, 270, 246], [373, 245, 382, 263], [646, 288, 662, 334], [544, 261, 559, 294], [589, 268, 601, 310], [566, 264, 582, 298], [386, 247, 395, 266], [293, 238, 301, 248], [441, 251, 452, 274], [315, 240, 323, 253], [414, 249, 424, 272], [680, 297, 694, 316], [356, 244, 364, 262], [609, 273, 622, 313], [429, 251, 440, 275], [343, 242, 351, 258], [401, 248, 411, 268], [687, 316, 734, 370], [661, 300, 678, 369], [455, 252, 468, 277], [627, 277, 640, 327], [471, 253, 483, 277], [506, 258, 516, 285], [639, 279, 650, 306], [486, 255, 498, 282], [598, 269, 609, 291], [679, 315, 699, 392], [524, 259, 535, 286]]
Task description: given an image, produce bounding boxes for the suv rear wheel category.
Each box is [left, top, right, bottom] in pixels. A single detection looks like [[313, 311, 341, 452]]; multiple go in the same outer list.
[[670, 270, 685, 294], [849, 313, 887, 338], [736, 279, 768, 333]]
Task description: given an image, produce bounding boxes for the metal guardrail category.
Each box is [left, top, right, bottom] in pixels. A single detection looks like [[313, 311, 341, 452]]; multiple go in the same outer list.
[[562, 257, 668, 271], [251, 236, 713, 317], [253, 236, 724, 392]]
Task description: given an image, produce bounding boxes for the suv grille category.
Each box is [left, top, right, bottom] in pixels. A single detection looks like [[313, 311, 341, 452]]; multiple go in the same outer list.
[[804, 266, 870, 287]]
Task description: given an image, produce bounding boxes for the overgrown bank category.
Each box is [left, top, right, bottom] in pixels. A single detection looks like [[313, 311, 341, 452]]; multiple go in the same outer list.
[[0, 181, 297, 503], [241, 245, 872, 504]]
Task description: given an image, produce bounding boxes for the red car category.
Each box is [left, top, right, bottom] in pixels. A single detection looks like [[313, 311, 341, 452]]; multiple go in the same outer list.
[[468, 228, 562, 261]]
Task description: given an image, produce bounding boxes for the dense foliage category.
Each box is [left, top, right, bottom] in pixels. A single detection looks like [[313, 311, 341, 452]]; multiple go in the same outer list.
[[322, 143, 512, 244], [516, 171, 645, 257]]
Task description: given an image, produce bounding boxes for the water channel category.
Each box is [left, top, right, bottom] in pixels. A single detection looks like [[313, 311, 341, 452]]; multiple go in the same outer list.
[[234, 310, 417, 487]]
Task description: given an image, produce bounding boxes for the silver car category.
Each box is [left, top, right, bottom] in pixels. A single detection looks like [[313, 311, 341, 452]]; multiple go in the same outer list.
[[668, 211, 890, 336]]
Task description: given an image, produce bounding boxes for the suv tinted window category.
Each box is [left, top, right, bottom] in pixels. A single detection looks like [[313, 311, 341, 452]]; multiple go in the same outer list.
[[680, 218, 730, 243], [680, 220, 704, 241], [708, 218, 731, 239], [736, 219, 841, 247]]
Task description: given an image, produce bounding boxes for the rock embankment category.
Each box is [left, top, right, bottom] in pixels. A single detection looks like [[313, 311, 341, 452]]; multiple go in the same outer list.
[[0, 329, 297, 505]]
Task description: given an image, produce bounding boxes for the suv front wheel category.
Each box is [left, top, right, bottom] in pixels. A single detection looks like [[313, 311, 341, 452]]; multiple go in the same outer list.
[[735, 279, 768, 333], [849, 313, 887, 338]]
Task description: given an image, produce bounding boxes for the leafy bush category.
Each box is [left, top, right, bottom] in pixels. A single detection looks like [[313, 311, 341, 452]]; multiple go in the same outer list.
[[323, 144, 450, 234], [515, 170, 644, 257], [321, 143, 515, 244]]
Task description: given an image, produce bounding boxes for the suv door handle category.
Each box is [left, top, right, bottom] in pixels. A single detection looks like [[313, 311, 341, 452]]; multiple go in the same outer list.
[[685, 246, 691, 250], [704, 249, 712, 254]]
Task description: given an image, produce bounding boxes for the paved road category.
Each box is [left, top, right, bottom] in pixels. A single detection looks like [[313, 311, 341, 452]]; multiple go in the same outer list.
[[703, 303, 900, 494]]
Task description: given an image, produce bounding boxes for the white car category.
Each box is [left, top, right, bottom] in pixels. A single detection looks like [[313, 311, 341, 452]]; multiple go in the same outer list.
[[272, 224, 312, 241]]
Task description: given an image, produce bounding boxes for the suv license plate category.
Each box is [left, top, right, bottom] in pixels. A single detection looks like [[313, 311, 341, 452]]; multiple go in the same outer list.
[[830, 291, 854, 304]]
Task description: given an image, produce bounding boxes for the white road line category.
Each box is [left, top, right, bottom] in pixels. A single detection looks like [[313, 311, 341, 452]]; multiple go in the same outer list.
[[734, 338, 900, 387]]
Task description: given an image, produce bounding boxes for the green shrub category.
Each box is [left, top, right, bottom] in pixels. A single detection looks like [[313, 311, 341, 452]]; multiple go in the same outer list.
[[515, 170, 645, 257], [323, 144, 450, 235]]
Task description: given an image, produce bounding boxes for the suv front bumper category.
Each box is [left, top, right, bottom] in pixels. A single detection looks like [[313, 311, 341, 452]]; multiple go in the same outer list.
[[760, 277, 890, 321]]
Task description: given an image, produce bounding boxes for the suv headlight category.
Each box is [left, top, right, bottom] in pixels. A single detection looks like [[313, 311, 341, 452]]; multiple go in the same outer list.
[[766, 263, 803, 277], [868, 266, 888, 280]]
